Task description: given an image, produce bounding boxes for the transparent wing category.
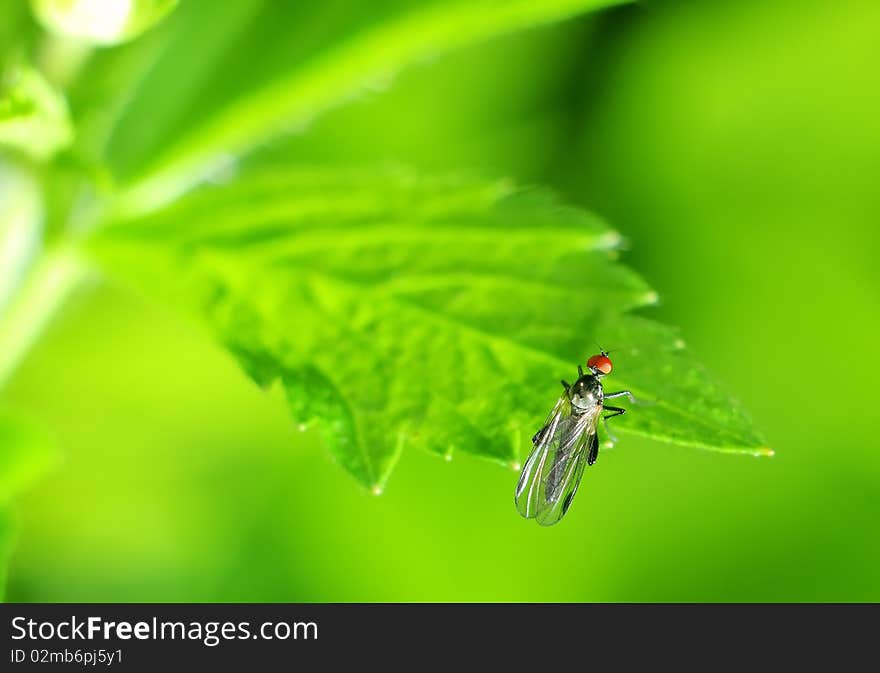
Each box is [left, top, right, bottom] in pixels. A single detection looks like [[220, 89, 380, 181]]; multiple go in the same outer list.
[[515, 395, 569, 519], [535, 415, 597, 526], [515, 397, 599, 525]]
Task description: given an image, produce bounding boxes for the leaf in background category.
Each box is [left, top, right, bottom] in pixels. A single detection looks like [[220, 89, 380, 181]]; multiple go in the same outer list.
[[92, 168, 769, 492], [95, 0, 628, 214], [30, 0, 178, 45], [0, 63, 73, 160]]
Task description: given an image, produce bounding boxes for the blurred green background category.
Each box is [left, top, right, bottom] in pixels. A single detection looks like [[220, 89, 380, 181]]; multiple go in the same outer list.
[[4, 0, 880, 600]]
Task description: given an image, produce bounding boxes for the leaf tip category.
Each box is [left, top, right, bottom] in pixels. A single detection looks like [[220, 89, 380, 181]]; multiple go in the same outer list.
[[753, 447, 775, 458], [509, 460, 521, 472], [370, 484, 384, 496]]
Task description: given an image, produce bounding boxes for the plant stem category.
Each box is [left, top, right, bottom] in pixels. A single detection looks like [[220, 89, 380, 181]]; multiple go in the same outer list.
[[0, 245, 90, 389]]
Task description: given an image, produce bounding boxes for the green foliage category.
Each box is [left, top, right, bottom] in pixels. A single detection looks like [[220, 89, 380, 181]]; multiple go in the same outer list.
[[1, 0, 767, 525], [93, 169, 768, 491], [0, 0, 767, 496], [82, 0, 627, 213], [0, 63, 72, 160], [0, 0, 652, 593], [1, 0, 876, 605]]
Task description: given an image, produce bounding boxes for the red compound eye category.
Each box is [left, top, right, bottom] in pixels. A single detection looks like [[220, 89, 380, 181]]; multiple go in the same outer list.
[[587, 354, 613, 375]]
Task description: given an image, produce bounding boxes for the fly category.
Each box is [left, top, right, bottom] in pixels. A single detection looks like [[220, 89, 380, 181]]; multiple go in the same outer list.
[[515, 351, 635, 526]]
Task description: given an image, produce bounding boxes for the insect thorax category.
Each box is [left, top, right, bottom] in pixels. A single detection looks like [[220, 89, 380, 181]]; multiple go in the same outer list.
[[569, 374, 603, 412]]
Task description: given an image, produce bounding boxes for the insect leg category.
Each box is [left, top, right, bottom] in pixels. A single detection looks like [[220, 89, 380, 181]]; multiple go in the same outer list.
[[603, 405, 626, 419], [577, 365, 584, 377], [587, 432, 599, 466], [604, 390, 636, 403], [561, 380, 571, 392], [600, 404, 626, 448], [605, 390, 656, 406]]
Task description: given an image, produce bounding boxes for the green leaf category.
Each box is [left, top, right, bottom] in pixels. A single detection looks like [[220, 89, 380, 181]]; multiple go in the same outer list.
[[0, 63, 73, 160], [103, 0, 628, 214], [30, 0, 178, 45], [92, 168, 769, 492]]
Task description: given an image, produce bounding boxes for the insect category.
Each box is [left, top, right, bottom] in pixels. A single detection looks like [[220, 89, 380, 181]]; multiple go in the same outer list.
[[515, 351, 635, 526]]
